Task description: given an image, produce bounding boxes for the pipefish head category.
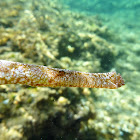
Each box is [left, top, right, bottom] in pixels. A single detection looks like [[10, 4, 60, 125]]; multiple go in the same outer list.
[[116, 73, 125, 88], [111, 71, 125, 88], [106, 71, 125, 89]]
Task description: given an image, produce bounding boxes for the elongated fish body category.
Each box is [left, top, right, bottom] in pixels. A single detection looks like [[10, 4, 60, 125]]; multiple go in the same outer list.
[[0, 60, 125, 89]]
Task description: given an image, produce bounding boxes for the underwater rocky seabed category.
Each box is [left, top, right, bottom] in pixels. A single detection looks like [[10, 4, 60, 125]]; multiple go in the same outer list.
[[0, 0, 140, 139]]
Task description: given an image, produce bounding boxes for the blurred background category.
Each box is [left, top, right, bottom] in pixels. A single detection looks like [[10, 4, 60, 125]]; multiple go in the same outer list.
[[0, 0, 140, 139]]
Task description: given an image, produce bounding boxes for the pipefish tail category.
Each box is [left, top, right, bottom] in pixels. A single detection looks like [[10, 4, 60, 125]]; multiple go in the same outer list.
[[0, 60, 125, 89]]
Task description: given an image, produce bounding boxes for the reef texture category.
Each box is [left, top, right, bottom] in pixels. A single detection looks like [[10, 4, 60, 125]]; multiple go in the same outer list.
[[0, 0, 139, 140]]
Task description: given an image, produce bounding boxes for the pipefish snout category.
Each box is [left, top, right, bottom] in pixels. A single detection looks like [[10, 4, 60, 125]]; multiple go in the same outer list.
[[0, 60, 125, 89]]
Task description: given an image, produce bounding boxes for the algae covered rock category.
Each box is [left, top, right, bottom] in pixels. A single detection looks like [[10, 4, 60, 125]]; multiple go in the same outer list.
[[0, 87, 96, 140]]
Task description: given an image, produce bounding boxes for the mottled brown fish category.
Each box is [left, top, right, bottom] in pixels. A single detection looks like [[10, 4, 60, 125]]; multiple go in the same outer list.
[[0, 60, 125, 89]]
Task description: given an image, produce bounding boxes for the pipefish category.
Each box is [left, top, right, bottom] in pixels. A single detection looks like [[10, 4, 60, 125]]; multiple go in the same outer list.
[[0, 60, 125, 89]]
